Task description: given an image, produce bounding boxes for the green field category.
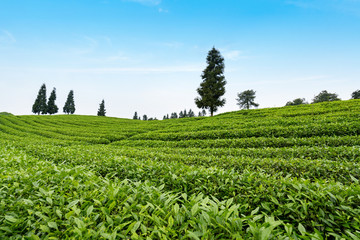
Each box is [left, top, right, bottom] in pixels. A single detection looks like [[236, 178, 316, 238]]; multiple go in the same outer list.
[[1, 100, 360, 239]]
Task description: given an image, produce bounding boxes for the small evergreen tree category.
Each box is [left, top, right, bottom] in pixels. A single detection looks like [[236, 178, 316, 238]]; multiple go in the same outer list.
[[166, 114, 169, 119], [285, 98, 308, 106], [236, 90, 259, 110], [198, 111, 202, 117], [32, 84, 47, 115], [47, 88, 58, 115], [183, 109, 187, 117], [188, 109, 195, 117], [195, 47, 226, 116], [179, 111, 184, 118], [97, 99, 106, 116], [312, 90, 340, 103], [143, 115, 148, 121], [171, 112, 178, 119], [63, 90, 75, 114], [202, 109, 206, 116], [133, 112, 138, 120], [351, 90, 360, 99]]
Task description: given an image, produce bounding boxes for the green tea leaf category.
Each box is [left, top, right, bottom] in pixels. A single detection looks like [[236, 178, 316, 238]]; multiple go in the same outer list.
[[5, 215, 18, 223]]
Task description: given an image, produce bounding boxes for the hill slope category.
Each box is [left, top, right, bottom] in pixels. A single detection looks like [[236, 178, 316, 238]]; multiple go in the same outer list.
[[1, 100, 360, 239]]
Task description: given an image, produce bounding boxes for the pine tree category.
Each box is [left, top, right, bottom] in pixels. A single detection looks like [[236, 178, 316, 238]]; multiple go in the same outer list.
[[188, 109, 195, 117], [171, 112, 178, 119], [236, 90, 259, 110], [47, 88, 58, 115], [202, 109, 206, 116], [63, 90, 76, 114], [195, 47, 226, 116], [143, 115, 148, 121], [198, 111, 202, 117], [179, 111, 184, 118], [133, 112, 138, 120], [32, 84, 47, 115], [97, 99, 106, 116]]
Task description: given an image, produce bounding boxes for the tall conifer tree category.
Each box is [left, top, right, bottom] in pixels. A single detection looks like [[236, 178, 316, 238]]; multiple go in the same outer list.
[[47, 88, 58, 115], [97, 99, 106, 116], [63, 90, 75, 114], [195, 47, 226, 116], [32, 84, 47, 115]]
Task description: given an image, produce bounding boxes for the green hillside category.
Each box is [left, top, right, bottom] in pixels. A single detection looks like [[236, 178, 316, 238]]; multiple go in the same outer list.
[[1, 100, 360, 239], [0, 112, 13, 116]]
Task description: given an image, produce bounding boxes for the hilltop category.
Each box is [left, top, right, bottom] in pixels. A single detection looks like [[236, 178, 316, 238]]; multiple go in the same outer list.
[[0, 112, 13, 116]]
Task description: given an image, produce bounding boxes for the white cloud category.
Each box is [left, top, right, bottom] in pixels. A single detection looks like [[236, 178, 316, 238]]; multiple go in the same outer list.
[[0, 30, 16, 43], [222, 50, 250, 61], [9, 65, 203, 74], [65, 65, 202, 74], [223, 50, 242, 60]]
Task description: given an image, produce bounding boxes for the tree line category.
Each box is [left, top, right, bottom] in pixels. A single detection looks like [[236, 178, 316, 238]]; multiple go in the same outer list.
[[32, 47, 359, 118], [32, 84, 75, 115], [132, 109, 207, 121], [32, 84, 107, 116]]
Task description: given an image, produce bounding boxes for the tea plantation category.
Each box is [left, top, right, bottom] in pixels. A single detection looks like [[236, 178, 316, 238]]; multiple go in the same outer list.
[[1, 100, 360, 239]]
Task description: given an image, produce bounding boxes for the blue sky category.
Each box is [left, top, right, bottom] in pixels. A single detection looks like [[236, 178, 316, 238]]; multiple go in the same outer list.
[[1, 0, 359, 118]]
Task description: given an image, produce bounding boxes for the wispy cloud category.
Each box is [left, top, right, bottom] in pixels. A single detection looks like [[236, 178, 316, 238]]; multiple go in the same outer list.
[[0, 30, 16, 43], [65, 66, 202, 74], [12, 65, 203, 74], [251, 75, 329, 85], [124, 0, 161, 6], [222, 50, 250, 61], [85, 52, 129, 63]]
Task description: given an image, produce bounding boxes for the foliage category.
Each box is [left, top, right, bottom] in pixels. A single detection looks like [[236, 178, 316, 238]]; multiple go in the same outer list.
[[143, 115, 148, 121], [97, 99, 106, 116], [352, 89, 360, 99], [47, 88, 58, 115], [32, 84, 47, 115], [188, 109, 195, 117], [133, 111, 138, 120], [1, 99, 360, 238], [195, 47, 226, 116], [171, 112, 178, 119], [63, 90, 76, 114], [285, 98, 308, 106], [312, 90, 341, 103], [236, 89, 259, 110]]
